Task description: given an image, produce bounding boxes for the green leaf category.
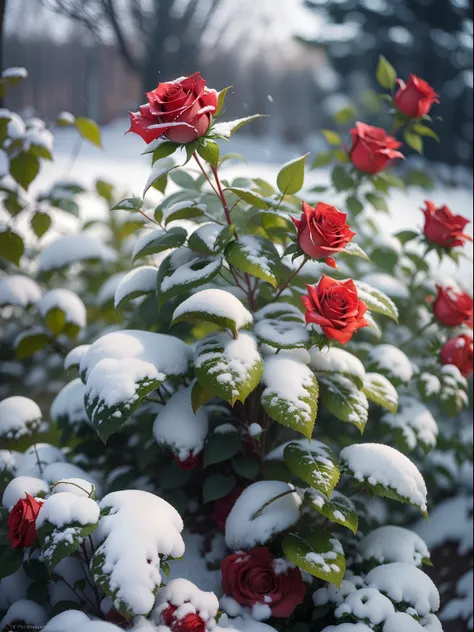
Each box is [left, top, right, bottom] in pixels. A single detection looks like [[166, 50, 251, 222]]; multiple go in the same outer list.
[[31, 211, 51, 238], [282, 530, 345, 586], [412, 124, 440, 142], [215, 86, 232, 116], [162, 201, 205, 225], [395, 230, 419, 245], [144, 163, 178, 196], [319, 375, 369, 433], [188, 223, 235, 255], [284, 442, 340, 496], [27, 580, 49, 604], [203, 474, 236, 503], [276, 153, 309, 195], [254, 319, 309, 350], [341, 242, 370, 262], [111, 197, 143, 212], [232, 457, 260, 480], [227, 187, 271, 209], [365, 192, 389, 212], [219, 153, 247, 167], [252, 178, 275, 196], [191, 380, 214, 413], [309, 347, 365, 389], [333, 105, 358, 125], [346, 195, 364, 215], [404, 131, 423, 154], [194, 332, 263, 406], [0, 546, 23, 578], [307, 491, 358, 534], [75, 116, 102, 148], [15, 329, 52, 360], [160, 461, 191, 490], [44, 307, 66, 336], [212, 114, 265, 139], [152, 141, 179, 163], [95, 179, 114, 202], [23, 559, 50, 581], [261, 356, 319, 440], [225, 235, 281, 287], [204, 432, 242, 468], [363, 373, 399, 414], [354, 281, 399, 322], [404, 169, 434, 190], [331, 166, 354, 191], [376, 55, 397, 90], [133, 227, 187, 262], [10, 152, 40, 189], [312, 151, 333, 168], [321, 130, 341, 146], [197, 140, 220, 167]]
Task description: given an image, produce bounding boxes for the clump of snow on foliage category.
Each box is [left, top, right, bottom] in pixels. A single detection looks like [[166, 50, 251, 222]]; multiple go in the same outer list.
[[96, 272, 127, 306], [153, 578, 219, 626], [153, 387, 208, 460], [64, 345, 91, 371], [358, 525, 430, 567], [321, 623, 374, 631], [381, 396, 438, 451], [335, 587, 395, 625], [51, 478, 95, 498], [0, 395, 42, 439], [50, 378, 88, 428], [367, 344, 413, 383], [36, 491, 99, 529], [38, 288, 87, 328], [2, 475, 49, 508], [0, 600, 48, 631], [114, 266, 158, 308], [42, 461, 100, 496], [160, 248, 222, 293], [415, 494, 473, 556], [365, 562, 439, 616], [43, 610, 91, 631], [0, 274, 41, 307], [37, 233, 116, 272], [173, 288, 253, 330], [225, 480, 301, 550], [361, 273, 409, 299], [309, 347, 365, 383], [382, 611, 425, 631], [16, 443, 65, 478], [340, 443, 427, 513]]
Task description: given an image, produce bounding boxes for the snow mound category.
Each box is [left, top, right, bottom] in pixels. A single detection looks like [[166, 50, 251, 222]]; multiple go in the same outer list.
[[335, 588, 395, 625], [415, 494, 473, 556], [310, 347, 365, 384], [16, 443, 66, 478], [0, 395, 42, 439], [0, 600, 47, 631], [153, 578, 219, 625], [38, 288, 87, 328], [51, 478, 95, 498], [173, 288, 253, 330], [0, 274, 41, 307], [114, 266, 158, 308], [358, 525, 430, 567], [367, 344, 413, 383], [321, 623, 374, 631], [43, 610, 91, 631], [36, 491, 99, 529], [37, 233, 116, 272], [96, 272, 127, 306], [381, 396, 438, 451], [383, 612, 425, 631], [65, 345, 91, 371], [2, 475, 49, 509]]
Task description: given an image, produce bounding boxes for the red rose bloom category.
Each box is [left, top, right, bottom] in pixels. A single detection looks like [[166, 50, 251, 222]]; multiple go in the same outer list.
[[161, 605, 206, 632], [394, 74, 439, 118], [422, 201, 472, 249], [292, 202, 356, 261], [175, 453, 201, 471], [213, 487, 243, 531], [432, 285, 473, 328], [302, 275, 369, 345], [128, 72, 217, 145], [349, 122, 404, 174], [221, 548, 305, 618], [441, 334, 473, 378], [8, 493, 43, 548]]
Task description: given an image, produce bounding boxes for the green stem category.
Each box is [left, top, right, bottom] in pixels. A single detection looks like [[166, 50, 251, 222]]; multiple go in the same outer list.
[[274, 256, 309, 299], [193, 153, 220, 196], [251, 489, 296, 520]]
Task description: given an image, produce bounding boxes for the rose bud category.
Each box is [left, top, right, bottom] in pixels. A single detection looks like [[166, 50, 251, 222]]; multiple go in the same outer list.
[[432, 285, 473, 328], [221, 547, 305, 618], [422, 201, 472, 249], [128, 72, 217, 145], [175, 453, 201, 471], [441, 333, 473, 378], [8, 493, 44, 548], [302, 275, 369, 345], [349, 122, 404, 174], [292, 202, 356, 261], [213, 487, 243, 531], [394, 74, 439, 118]]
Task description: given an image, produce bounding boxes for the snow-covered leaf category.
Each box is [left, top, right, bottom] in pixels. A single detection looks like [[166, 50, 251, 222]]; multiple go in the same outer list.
[[310, 347, 366, 389], [341, 242, 371, 262], [380, 395, 438, 452], [38, 289, 86, 339], [226, 187, 271, 209], [114, 266, 157, 308], [363, 373, 399, 414], [254, 302, 303, 322], [14, 328, 51, 360], [50, 378, 88, 430], [172, 288, 252, 336], [111, 197, 142, 212], [254, 318, 309, 349], [277, 153, 309, 195], [37, 234, 116, 273], [282, 530, 345, 586], [188, 223, 235, 255], [161, 200, 205, 225], [307, 491, 358, 534], [0, 396, 42, 440], [132, 227, 187, 262], [143, 162, 178, 196], [283, 441, 340, 496], [438, 364, 469, 416], [212, 114, 265, 139], [354, 281, 399, 322], [367, 344, 413, 386], [225, 235, 281, 288], [358, 525, 430, 568], [319, 375, 369, 433], [261, 356, 319, 440], [0, 274, 41, 307], [194, 332, 263, 406]]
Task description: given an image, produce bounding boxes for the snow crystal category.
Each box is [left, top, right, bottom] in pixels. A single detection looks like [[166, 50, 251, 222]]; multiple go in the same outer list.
[[96, 272, 127, 306], [94, 490, 185, 616], [65, 345, 91, 371], [415, 494, 473, 556], [225, 480, 301, 550], [43, 610, 91, 631], [0, 601, 47, 630], [2, 475, 49, 508], [367, 345, 413, 382], [153, 578, 219, 624], [0, 275, 41, 307], [50, 378, 88, 428], [173, 288, 253, 330], [0, 395, 42, 439], [360, 273, 409, 299], [153, 387, 208, 460], [340, 443, 427, 513], [381, 396, 438, 450], [38, 288, 87, 328], [37, 234, 116, 272], [383, 612, 425, 631], [36, 491, 99, 529], [51, 478, 95, 498], [335, 587, 395, 625], [310, 347, 365, 384], [365, 562, 439, 616], [358, 525, 430, 567]]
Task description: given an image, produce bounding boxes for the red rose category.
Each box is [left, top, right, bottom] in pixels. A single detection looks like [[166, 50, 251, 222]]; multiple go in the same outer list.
[[128, 72, 217, 145], [349, 122, 404, 174], [292, 202, 356, 262], [8, 493, 43, 548], [213, 487, 243, 530], [394, 74, 439, 118], [432, 285, 473, 328], [175, 453, 201, 471], [441, 333, 473, 378], [161, 605, 206, 632], [221, 548, 305, 618], [301, 275, 369, 345], [422, 201, 472, 249]]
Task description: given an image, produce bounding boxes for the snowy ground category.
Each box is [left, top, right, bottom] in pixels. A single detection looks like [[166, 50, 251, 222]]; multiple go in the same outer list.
[[34, 117, 473, 283]]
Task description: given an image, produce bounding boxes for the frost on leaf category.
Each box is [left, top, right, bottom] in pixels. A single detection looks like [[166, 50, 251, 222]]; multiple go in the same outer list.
[[194, 332, 263, 406], [91, 490, 185, 618], [225, 235, 281, 288], [79, 330, 191, 441], [153, 387, 208, 460], [0, 396, 42, 440], [381, 396, 438, 452], [114, 266, 158, 308], [358, 526, 430, 568], [340, 443, 428, 517], [319, 374, 369, 433], [282, 529, 346, 586], [36, 492, 100, 571], [283, 441, 340, 497], [261, 356, 319, 440], [310, 347, 366, 389], [225, 480, 301, 550]]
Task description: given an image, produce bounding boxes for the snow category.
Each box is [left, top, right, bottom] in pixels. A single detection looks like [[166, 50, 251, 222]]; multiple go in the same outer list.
[[249, 422, 263, 437], [239, 235, 273, 278], [50, 378, 88, 428], [321, 624, 374, 631], [153, 387, 209, 460], [383, 612, 425, 631], [25, 126, 54, 155], [2, 475, 49, 508], [360, 273, 409, 300], [37, 288, 87, 328], [313, 575, 362, 607], [64, 345, 91, 371], [0, 449, 18, 474], [363, 373, 398, 411], [0, 601, 47, 630], [2, 66, 27, 79], [367, 344, 413, 383], [381, 396, 439, 451], [310, 347, 365, 384], [254, 302, 303, 321], [0, 395, 42, 439], [0, 274, 42, 307], [358, 526, 430, 567], [43, 610, 91, 632], [36, 491, 99, 529], [96, 272, 127, 306], [114, 265, 158, 308], [190, 222, 223, 250], [266, 438, 331, 461], [51, 478, 95, 498], [159, 247, 222, 293], [42, 462, 100, 495], [37, 233, 116, 272], [340, 443, 428, 514], [132, 229, 166, 261], [421, 614, 444, 632], [16, 443, 65, 477], [225, 480, 301, 549], [219, 617, 278, 632], [365, 563, 439, 616], [173, 288, 253, 330], [335, 588, 395, 625], [415, 494, 473, 556], [93, 490, 185, 616], [152, 578, 219, 625], [254, 318, 309, 348], [0, 148, 8, 176], [441, 570, 473, 628]]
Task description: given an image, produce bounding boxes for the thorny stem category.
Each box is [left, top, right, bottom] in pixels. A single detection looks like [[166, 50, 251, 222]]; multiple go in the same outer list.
[[274, 256, 309, 299]]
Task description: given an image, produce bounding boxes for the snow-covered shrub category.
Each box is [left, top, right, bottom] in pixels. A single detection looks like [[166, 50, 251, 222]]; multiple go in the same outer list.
[[0, 58, 472, 632]]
